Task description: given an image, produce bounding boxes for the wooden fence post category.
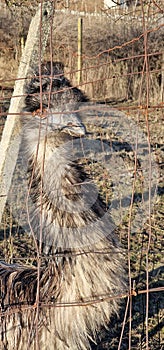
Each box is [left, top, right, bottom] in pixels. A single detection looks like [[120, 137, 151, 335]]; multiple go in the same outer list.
[[0, 1, 54, 224]]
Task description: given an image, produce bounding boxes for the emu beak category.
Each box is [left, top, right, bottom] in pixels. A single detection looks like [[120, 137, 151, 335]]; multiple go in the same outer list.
[[60, 113, 86, 137], [63, 122, 86, 137]]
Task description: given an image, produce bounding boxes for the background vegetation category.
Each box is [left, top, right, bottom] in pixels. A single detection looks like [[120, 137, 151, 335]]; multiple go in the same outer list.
[[0, 0, 163, 349]]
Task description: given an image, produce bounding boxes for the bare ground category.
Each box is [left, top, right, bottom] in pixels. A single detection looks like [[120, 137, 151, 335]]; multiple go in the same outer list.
[[0, 2, 163, 349]]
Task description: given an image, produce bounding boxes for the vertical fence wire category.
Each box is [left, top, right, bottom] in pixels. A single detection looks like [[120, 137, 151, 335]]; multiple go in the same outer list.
[[0, 1, 163, 349]]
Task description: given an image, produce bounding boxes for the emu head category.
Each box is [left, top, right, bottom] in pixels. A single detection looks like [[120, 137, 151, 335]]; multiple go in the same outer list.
[[23, 61, 87, 141]]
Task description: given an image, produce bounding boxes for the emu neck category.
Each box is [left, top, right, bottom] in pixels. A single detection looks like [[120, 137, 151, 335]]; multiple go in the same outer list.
[[23, 124, 111, 251]]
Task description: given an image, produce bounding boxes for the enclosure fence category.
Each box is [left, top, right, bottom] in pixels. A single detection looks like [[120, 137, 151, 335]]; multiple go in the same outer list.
[[0, 1, 163, 349]]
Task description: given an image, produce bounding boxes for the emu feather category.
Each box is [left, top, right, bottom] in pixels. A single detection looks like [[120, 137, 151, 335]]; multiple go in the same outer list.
[[0, 62, 127, 350]]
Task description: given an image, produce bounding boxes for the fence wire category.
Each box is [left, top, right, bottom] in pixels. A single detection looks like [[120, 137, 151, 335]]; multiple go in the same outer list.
[[0, 1, 163, 350]]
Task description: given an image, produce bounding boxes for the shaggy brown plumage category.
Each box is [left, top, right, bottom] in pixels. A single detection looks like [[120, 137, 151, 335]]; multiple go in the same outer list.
[[0, 62, 127, 350]]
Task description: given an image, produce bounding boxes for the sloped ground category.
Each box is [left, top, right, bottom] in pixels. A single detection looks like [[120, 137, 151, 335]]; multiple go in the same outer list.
[[0, 2, 163, 349], [0, 102, 163, 349]]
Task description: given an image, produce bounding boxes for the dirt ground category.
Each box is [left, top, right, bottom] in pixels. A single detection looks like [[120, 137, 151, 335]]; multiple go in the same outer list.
[[0, 100, 163, 349], [0, 1, 163, 349]]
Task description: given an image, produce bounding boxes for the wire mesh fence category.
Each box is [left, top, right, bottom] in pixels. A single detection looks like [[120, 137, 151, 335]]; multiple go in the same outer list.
[[0, 0, 163, 349]]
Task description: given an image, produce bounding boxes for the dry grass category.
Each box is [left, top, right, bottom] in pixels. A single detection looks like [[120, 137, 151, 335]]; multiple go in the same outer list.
[[0, 104, 163, 349], [0, 1, 164, 349], [0, 3, 163, 100]]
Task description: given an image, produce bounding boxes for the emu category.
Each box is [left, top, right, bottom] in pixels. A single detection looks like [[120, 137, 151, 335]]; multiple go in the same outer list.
[[0, 62, 127, 350]]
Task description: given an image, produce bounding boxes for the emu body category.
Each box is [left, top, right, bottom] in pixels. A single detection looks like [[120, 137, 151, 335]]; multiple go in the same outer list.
[[0, 62, 127, 350]]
